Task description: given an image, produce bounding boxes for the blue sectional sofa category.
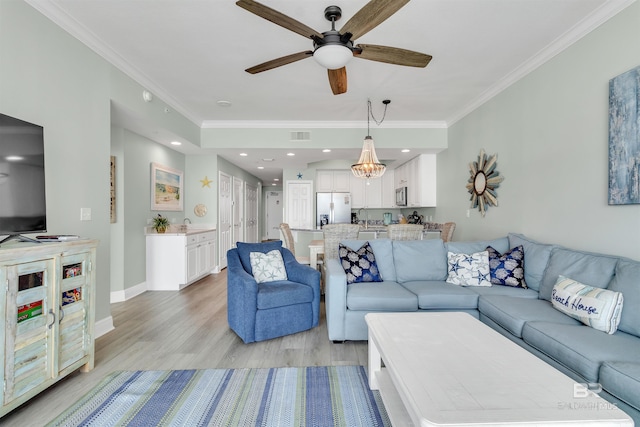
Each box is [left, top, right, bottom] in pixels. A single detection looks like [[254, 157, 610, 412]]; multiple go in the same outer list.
[[324, 233, 640, 423]]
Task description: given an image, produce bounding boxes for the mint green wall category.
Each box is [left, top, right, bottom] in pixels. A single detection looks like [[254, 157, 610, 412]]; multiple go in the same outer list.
[[438, 1, 640, 260], [1, 0, 112, 322], [185, 155, 219, 227], [122, 129, 185, 289]]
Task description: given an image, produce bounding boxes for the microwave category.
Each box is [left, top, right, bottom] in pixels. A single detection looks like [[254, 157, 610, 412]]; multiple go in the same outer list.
[[395, 187, 407, 206]]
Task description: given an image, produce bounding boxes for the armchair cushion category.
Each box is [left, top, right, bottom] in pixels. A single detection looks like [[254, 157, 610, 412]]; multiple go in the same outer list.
[[250, 250, 287, 283], [236, 240, 283, 274]]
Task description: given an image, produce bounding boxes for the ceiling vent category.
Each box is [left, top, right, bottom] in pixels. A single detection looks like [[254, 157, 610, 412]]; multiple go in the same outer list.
[[290, 131, 311, 142]]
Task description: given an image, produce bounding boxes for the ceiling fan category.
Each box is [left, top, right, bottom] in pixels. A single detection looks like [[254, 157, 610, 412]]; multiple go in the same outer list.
[[236, 0, 432, 95]]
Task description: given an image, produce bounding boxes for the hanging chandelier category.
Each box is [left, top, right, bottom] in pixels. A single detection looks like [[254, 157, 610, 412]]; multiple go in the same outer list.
[[351, 99, 387, 179]]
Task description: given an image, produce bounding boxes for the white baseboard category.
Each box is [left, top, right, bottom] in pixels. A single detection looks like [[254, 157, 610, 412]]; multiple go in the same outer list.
[[95, 316, 114, 338], [110, 281, 147, 303]]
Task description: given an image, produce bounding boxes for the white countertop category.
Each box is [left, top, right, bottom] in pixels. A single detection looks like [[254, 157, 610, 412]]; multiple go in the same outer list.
[[145, 226, 215, 236]]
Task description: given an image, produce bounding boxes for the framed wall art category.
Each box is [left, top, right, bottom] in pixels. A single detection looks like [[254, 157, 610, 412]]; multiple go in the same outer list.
[[608, 65, 640, 205], [151, 162, 183, 211]]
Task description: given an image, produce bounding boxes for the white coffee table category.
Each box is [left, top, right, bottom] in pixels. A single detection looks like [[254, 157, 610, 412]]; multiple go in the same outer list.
[[366, 312, 633, 427]]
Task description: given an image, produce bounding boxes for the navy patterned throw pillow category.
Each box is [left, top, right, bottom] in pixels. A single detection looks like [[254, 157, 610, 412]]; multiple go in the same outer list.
[[486, 245, 527, 288], [339, 242, 382, 284]]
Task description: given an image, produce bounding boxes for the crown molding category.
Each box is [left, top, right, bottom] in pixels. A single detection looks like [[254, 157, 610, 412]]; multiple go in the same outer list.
[[446, 0, 636, 126], [200, 120, 448, 129]]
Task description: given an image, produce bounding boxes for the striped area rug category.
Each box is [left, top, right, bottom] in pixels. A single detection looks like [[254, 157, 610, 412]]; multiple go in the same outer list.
[[47, 366, 391, 426]]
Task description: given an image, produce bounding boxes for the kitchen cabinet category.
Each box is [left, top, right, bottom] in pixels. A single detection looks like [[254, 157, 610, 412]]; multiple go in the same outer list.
[[316, 170, 351, 192], [349, 174, 382, 209], [146, 229, 217, 290], [0, 239, 97, 417], [396, 154, 437, 207], [382, 169, 396, 208]]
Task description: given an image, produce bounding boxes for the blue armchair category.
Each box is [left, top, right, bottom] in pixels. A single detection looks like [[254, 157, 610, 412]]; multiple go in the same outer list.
[[227, 241, 321, 343]]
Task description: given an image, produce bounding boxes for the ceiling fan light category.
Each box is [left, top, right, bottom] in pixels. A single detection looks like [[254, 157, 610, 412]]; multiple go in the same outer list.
[[313, 44, 352, 70]]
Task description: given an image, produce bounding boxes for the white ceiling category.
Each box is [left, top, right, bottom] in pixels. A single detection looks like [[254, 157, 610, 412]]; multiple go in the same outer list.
[[27, 0, 633, 183]]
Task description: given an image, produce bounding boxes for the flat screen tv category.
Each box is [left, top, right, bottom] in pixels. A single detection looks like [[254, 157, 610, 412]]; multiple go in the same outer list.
[[0, 113, 46, 244]]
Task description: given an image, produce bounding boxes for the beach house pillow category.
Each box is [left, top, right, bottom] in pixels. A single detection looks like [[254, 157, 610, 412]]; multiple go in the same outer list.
[[446, 251, 491, 287], [551, 275, 624, 334], [486, 245, 527, 288], [339, 242, 381, 284], [249, 250, 288, 283]]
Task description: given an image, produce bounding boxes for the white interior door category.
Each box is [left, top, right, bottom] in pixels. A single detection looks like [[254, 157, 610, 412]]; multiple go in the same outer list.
[[245, 183, 259, 243], [285, 180, 313, 230], [233, 177, 244, 245], [218, 172, 232, 269], [265, 190, 283, 240]]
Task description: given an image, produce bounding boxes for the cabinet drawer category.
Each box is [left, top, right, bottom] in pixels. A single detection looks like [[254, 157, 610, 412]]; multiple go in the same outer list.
[[198, 231, 215, 242], [186, 235, 198, 245]]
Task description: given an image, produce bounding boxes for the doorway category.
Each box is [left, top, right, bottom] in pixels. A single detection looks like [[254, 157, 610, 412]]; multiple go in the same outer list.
[[265, 190, 283, 240]]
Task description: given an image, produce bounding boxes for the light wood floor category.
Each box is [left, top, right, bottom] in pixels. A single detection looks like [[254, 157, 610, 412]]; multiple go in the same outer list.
[[2, 270, 368, 426]]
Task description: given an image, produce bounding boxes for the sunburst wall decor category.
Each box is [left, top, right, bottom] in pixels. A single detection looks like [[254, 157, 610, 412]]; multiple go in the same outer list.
[[466, 149, 504, 217]]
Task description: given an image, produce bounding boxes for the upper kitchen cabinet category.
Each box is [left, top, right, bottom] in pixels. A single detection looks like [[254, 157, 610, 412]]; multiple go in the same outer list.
[[316, 170, 351, 192], [349, 174, 382, 209], [399, 154, 437, 207]]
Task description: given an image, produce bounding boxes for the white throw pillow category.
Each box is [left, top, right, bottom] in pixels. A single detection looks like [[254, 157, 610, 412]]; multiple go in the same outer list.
[[551, 275, 624, 334], [250, 250, 288, 283], [446, 251, 491, 287]]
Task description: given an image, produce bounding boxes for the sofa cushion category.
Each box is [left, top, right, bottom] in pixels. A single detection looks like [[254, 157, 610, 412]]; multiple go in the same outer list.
[[250, 250, 288, 283], [607, 258, 640, 336], [522, 322, 640, 382], [599, 362, 640, 410], [486, 245, 527, 288], [446, 251, 491, 287], [551, 275, 624, 334], [236, 240, 283, 274], [479, 296, 580, 338], [341, 239, 396, 282], [446, 237, 509, 255], [338, 242, 381, 284], [508, 233, 555, 292], [538, 248, 619, 301], [468, 286, 538, 298], [346, 281, 418, 311], [393, 239, 447, 283], [400, 281, 479, 309], [257, 281, 314, 310]]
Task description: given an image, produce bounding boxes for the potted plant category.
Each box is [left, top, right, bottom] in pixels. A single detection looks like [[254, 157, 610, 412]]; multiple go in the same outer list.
[[152, 214, 170, 233]]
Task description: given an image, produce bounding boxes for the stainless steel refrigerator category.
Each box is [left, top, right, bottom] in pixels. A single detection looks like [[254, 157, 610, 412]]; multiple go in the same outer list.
[[316, 192, 352, 228]]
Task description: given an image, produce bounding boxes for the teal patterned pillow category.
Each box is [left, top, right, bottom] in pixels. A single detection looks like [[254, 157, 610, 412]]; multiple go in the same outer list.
[[339, 242, 381, 284], [486, 245, 527, 288], [249, 250, 288, 283]]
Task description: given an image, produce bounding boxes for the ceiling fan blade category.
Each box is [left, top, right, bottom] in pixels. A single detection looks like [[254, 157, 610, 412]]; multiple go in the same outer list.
[[340, 0, 410, 40], [236, 0, 322, 39], [328, 67, 347, 95], [355, 44, 432, 67], [245, 51, 313, 74]]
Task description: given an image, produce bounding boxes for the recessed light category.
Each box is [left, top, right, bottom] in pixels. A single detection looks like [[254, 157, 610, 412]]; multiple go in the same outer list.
[[262, 158, 274, 162], [217, 100, 232, 107], [170, 141, 182, 146], [287, 152, 295, 156], [401, 149, 410, 153], [240, 152, 248, 157], [271, 183, 277, 186], [257, 166, 264, 170], [5, 156, 23, 161], [274, 178, 280, 181], [322, 149, 331, 153]]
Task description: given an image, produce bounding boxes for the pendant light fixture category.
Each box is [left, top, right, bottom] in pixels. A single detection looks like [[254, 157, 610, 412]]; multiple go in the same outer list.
[[351, 99, 388, 179]]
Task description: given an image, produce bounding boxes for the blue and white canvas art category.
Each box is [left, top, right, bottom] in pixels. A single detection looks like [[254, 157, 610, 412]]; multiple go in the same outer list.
[[608, 65, 640, 205]]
